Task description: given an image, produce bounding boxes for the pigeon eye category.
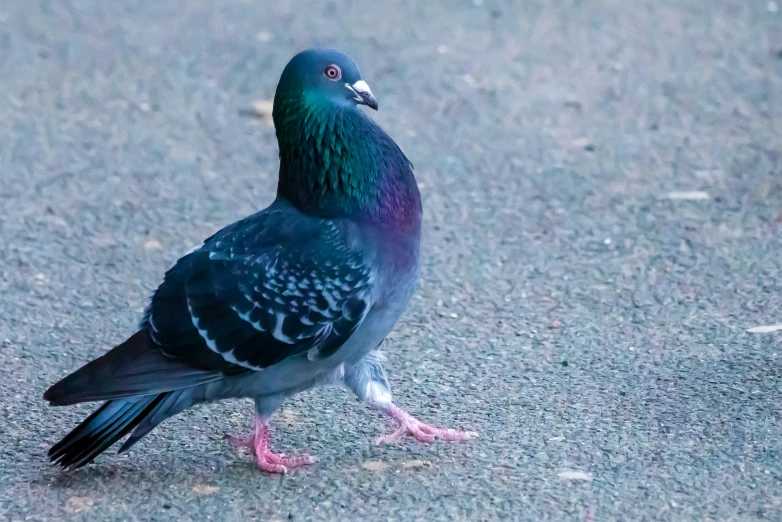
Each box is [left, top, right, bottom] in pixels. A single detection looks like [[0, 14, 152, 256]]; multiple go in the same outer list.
[[324, 65, 342, 81]]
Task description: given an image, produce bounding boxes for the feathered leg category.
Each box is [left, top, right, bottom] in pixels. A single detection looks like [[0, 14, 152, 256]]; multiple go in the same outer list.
[[344, 351, 478, 445]]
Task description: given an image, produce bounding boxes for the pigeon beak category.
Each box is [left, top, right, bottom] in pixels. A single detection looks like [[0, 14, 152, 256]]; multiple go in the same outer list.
[[347, 80, 378, 110]]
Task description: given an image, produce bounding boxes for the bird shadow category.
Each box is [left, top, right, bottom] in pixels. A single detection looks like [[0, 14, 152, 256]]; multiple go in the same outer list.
[[38, 445, 296, 492]]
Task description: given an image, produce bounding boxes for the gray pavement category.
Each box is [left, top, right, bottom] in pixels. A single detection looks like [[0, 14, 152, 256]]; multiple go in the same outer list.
[[1, 0, 782, 520]]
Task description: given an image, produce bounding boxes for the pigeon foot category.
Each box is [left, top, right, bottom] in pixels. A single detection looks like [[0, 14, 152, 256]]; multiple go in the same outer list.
[[375, 404, 478, 445], [225, 415, 316, 474]]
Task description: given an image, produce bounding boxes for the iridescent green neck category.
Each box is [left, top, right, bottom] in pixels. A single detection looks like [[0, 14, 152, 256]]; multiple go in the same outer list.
[[273, 93, 421, 228]]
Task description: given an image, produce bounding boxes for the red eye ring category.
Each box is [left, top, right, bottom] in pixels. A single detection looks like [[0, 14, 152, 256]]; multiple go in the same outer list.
[[324, 64, 342, 81]]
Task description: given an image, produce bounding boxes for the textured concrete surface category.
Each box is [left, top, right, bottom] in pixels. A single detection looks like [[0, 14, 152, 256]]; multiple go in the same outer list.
[[1, 0, 782, 520]]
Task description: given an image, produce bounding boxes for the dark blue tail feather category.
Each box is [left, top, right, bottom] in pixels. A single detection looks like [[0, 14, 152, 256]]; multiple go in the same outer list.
[[48, 394, 166, 469]]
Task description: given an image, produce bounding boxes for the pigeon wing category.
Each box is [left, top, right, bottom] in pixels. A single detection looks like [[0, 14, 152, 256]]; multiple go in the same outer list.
[[147, 205, 375, 373]]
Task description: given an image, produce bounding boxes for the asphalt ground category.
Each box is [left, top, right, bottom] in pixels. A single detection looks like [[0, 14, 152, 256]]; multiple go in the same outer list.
[[1, 0, 781, 520]]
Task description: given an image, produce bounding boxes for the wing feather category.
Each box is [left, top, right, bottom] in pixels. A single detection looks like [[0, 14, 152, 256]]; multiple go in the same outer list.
[[145, 202, 375, 373]]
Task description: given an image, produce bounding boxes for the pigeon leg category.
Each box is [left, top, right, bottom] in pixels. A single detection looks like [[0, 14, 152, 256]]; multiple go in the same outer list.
[[344, 351, 477, 445], [372, 403, 478, 445], [225, 414, 316, 474]]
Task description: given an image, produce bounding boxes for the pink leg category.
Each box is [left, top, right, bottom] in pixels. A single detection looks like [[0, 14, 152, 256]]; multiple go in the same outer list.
[[225, 415, 316, 474], [374, 404, 478, 445]]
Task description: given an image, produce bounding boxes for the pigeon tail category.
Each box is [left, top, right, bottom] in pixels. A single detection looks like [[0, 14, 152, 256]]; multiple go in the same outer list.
[[118, 388, 197, 453], [48, 394, 167, 469]]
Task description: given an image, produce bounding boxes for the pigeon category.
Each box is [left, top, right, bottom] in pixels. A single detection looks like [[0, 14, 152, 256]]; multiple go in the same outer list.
[[44, 48, 477, 474]]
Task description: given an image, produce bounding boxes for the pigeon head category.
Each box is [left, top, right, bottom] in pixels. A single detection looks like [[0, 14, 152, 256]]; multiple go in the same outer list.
[[273, 48, 420, 228], [274, 48, 377, 113]]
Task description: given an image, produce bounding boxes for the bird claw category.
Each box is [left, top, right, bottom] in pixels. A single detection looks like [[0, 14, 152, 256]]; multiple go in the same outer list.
[[256, 450, 317, 474], [225, 417, 317, 474], [376, 405, 478, 445]]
